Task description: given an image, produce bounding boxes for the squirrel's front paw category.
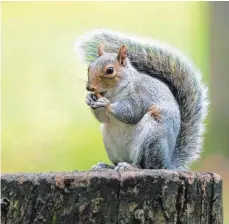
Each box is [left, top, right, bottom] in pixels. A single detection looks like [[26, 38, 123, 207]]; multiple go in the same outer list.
[[91, 97, 110, 110], [86, 93, 97, 107]]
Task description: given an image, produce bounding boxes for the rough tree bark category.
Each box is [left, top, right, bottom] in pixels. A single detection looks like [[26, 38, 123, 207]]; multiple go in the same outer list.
[[1, 170, 223, 224]]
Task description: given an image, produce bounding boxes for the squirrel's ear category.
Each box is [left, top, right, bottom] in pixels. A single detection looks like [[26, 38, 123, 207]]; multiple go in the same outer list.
[[98, 44, 105, 56], [117, 45, 128, 66]]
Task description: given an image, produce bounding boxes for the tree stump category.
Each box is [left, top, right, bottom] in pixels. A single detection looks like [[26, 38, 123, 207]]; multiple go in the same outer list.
[[1, 170, 223, 224]]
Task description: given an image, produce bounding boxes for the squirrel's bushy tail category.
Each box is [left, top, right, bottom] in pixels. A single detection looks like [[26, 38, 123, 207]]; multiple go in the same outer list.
[[76, 30, 208, 170]]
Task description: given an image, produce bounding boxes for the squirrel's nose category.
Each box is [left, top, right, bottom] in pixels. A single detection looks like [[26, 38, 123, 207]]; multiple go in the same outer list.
[[86, 84, 95, 92]]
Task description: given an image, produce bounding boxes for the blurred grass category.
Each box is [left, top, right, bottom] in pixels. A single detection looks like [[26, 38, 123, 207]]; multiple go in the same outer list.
[[2, 2, 209, 172], [1, 2, 228, 222]]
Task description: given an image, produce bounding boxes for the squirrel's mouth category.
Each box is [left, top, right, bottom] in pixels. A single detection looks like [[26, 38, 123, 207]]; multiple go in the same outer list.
[[93, 91, 106, 98], [100, 91, 106, 96], [97, 91, 106, 97]]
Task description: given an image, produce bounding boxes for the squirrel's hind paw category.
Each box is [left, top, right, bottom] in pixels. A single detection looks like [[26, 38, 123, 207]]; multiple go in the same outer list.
[[91, 162, 115, 170], [114, 162, 139, 171]]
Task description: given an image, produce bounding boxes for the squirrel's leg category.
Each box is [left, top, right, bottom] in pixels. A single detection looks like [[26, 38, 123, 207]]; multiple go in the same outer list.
[[130, 108, 174, 169]]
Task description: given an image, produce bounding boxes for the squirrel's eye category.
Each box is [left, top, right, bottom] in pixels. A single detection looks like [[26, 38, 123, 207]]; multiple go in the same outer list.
[[106, 67, 114, 75]]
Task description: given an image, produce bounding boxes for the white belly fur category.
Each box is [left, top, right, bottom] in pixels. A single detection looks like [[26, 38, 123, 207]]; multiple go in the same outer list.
[[100, 116, 135, 163]]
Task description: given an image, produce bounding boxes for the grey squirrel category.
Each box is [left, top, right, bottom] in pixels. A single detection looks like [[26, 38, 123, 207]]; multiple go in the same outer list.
[[76, 30, 208, 170]]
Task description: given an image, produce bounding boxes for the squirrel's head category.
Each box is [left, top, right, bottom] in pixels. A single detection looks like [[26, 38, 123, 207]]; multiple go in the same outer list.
[[86, 44, 128, 96]]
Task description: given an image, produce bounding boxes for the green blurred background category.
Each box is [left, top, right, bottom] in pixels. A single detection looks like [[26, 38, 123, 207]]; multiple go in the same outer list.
[[1, 2, 229, 222]]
